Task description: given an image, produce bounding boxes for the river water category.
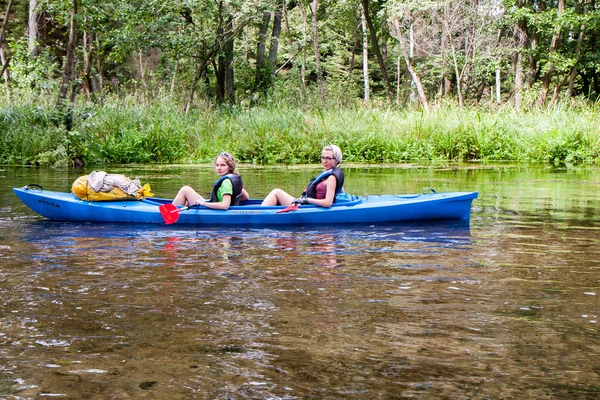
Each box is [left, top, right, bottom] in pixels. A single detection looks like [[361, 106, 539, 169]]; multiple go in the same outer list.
[[1, 164, 599, 399]]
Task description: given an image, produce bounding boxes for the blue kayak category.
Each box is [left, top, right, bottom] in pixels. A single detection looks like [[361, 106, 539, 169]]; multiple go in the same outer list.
[[13, 186, 478, 226]]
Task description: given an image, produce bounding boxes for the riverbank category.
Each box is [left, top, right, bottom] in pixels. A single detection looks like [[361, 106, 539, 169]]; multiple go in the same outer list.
[[1, 96, 599, 167]]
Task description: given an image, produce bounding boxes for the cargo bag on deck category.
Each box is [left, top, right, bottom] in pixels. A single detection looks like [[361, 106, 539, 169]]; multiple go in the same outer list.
[[72, 171, 154, 201]]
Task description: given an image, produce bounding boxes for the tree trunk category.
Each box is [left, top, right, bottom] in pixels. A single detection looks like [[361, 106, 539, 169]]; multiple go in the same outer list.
[[136, 50, 146, 99], [445, 19, 464, 107], [514, 52, 524, 108], [409, 22, 418, 104], [215, 4, 225, 103], [0, 0, 13, 101], [213, 1, 235, 104], [527, 31, 539, 87], [185, 32, 224, 112], [401, 52, 429, 111], [390, 18, 429, 111], [310, 0, 325, 102], [567, 24, 585, 97], [270, 0, 299, 77], [186, 58, 210, 113], [440, 6, 452, 98], [536, 0, 565, 106], [28, 0, 39, 57], [550, 72, 570, 105], [349, 18, 360, 73], [57, 0, 78, 106], [513, 12, 527, 108], [254, 12, 271, 91], [269, 0, 283, 68], [359, 1, 369, 105], [396, 56, 401, 105], [95, 34, 103, 93], [495, 64, 501, 104], [409, 22, 414, 59], [81, 29, 93, 102], [300, 4, 307, 91], [224, 17, 235, 104], [361, 0, 394, 103], [214, 57, 223, 101], [283, 0, 297, 34]]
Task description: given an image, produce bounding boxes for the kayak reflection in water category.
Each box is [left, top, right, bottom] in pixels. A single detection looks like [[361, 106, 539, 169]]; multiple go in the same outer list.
[[261, 144, 345, 208], [172, 152, 249, 210]]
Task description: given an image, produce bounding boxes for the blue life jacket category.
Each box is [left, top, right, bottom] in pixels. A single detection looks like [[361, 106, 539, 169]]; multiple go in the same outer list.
[[303, 167, 344, 199], [210, 174, 244, 206]]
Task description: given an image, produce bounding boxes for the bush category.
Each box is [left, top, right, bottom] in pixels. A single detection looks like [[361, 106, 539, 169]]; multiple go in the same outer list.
[[1, 94, 600, 166]]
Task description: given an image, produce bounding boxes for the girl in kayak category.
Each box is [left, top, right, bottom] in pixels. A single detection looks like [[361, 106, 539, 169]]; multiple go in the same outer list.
[[172, 152, 249, 210], [261, 144, 344, 208]]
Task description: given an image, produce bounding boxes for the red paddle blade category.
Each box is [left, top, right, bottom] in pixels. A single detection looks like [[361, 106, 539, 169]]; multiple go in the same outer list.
[[276, 204, 298, 214], [159, 203, 181, 225]]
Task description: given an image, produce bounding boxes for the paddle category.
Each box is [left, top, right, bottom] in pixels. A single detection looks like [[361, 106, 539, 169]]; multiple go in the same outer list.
[[276, 204, 298, 214], [276, 196, 307, 214], [159, 203, 195, 225]]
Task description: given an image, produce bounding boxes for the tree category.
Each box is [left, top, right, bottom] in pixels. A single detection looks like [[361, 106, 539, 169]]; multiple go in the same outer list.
[[536, 0, 565, 106], [359, 0, 370, 104], [255, 11, 272, 91], [0, 0, 597, 109], [389, 15, 429, 111], [215, 3, 235, 104], [310, 0, 325, 102], [28, 0, 39, 57], [361, 0, 394, 103], [567, 23, 585, 98], [56, 0, 78, 109], [0, 0, 13, 101]]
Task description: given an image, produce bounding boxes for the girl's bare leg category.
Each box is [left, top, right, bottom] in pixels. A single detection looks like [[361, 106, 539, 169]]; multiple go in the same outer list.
[[261, 188, 295, 206], [172, 186, 204, 206]]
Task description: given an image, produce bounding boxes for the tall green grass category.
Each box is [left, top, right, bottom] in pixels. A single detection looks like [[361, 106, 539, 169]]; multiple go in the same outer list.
[[1, 94, 599, 166]]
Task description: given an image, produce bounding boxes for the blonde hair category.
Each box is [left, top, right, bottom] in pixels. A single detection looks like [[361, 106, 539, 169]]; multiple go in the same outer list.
[[215, 152, 237, 174], [323, 144, 342, 164]]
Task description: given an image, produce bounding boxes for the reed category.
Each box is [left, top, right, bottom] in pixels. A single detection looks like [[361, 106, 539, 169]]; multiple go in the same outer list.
[[1, 95, 599, 166]]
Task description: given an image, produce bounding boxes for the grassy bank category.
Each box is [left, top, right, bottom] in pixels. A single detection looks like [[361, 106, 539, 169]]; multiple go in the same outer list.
[[1, 96, 599, 167]]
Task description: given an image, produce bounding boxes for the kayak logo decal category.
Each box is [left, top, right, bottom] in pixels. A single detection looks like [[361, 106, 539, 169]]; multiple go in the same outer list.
[[38, 199, 60, 208]]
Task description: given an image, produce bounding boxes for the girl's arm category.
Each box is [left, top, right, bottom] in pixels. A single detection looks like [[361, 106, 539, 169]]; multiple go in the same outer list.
[[197, 195, 232, 210], [240, 188, 249, 201]]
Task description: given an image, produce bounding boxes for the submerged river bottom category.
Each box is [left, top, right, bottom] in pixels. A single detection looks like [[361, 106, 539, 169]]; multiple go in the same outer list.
[[1, 164, 599, 398]]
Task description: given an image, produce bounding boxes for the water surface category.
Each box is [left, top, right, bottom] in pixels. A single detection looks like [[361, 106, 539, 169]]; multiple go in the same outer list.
[[1, 164, 599, 399]]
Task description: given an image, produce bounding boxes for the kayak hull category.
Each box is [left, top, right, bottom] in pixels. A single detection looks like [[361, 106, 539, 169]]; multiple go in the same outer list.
[[13, 187, 478, 226]]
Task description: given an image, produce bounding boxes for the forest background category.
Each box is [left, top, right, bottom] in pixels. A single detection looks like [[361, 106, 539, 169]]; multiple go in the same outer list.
[[0, 0, 599, 167]]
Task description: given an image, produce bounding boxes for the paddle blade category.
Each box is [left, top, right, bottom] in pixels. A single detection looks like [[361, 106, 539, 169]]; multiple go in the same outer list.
[[276, 204, 298, 214], [159, 203, 181, 225]]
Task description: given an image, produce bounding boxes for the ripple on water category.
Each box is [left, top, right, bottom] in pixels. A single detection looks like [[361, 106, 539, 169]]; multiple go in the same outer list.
[[3, 165, 600, 398]]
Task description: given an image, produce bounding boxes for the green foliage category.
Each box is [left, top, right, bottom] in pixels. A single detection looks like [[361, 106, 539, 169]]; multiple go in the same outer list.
[[478, 127, 519, 161], [35, 144, 70, 168], [0, 105, 65, 165], [0, 0, 597, 110], [7, 38, 60, 93], [78, 100, 189, 164], [1, 95, 600, 166], [525, 128, 596, 165]]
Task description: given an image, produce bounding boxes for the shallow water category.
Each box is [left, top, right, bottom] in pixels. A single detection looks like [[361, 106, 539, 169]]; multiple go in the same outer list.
[[1, 164, 599, 398]]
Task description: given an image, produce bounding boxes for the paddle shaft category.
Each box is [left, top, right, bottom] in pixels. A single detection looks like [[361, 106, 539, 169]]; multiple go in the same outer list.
[[159, 203, 197, 224], [169, 205, 191, 214]]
